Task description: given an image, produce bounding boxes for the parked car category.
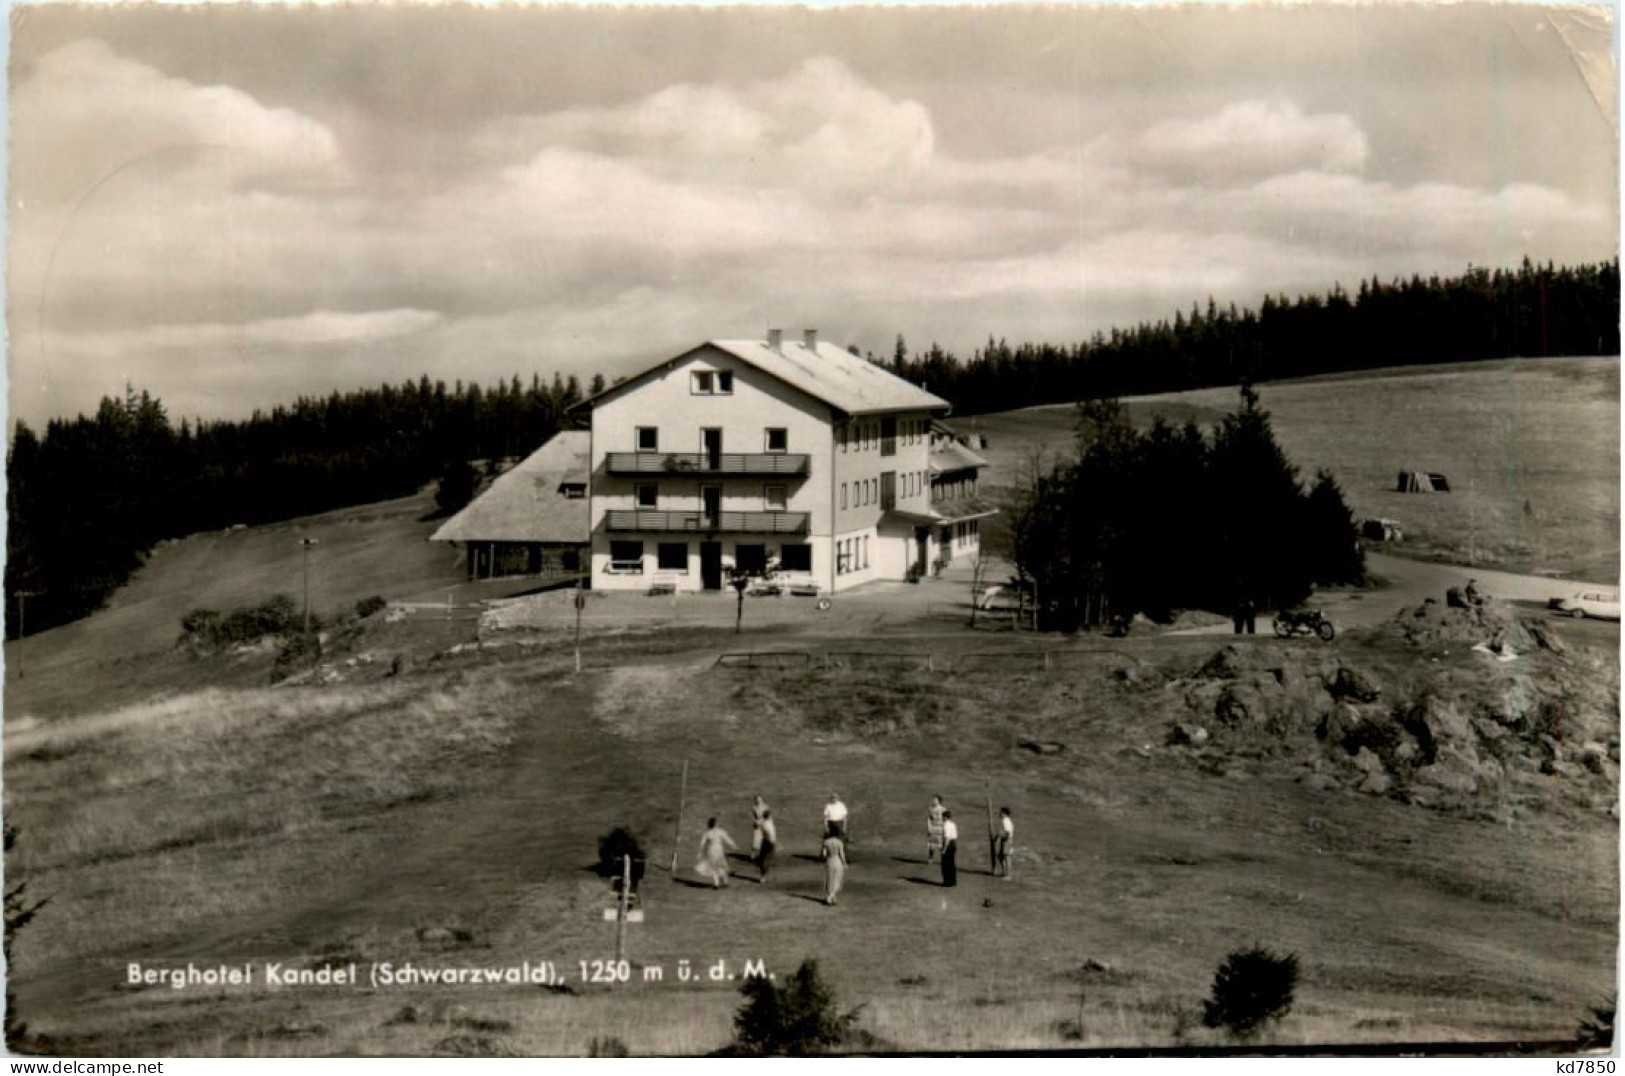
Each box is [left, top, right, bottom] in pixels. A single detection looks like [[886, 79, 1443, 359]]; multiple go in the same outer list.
[[1549, 589, 1621, 620]]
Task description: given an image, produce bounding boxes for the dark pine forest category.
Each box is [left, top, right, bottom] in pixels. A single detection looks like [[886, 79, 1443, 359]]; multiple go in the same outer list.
[[7, 257, 1619, 635]]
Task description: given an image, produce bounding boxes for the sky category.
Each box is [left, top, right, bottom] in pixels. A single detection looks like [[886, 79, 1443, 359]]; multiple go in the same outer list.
[[6, 3, 1619, 427]]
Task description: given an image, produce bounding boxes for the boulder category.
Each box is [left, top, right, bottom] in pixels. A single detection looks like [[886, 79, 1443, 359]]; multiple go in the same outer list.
[[1301, 772, 1340, 792], [1580, 742, 1609, 775], [1358, 769, 1394, 796], [1413, 695, 1474, 749], [1318, 702, 1364, 745], [1197, 645, 1245, 680], [1168, 723, 1209, 747], [1351, 747, 1386, 776], [1330, 666, 1382, 703]]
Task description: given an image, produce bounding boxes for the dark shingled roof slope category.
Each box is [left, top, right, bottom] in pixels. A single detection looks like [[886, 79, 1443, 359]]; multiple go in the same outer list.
[[431, 431, 591, 544]]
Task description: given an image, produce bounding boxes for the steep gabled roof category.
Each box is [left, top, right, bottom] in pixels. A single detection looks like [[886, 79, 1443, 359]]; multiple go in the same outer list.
[[929, 439, 989, 474], [580, 337, 950, 417], [430, 431, 590, 544]]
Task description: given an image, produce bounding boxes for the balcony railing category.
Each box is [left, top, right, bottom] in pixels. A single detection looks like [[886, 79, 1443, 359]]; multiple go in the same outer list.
[[605, 510, 810, 535], [606, 452, 809, 476]]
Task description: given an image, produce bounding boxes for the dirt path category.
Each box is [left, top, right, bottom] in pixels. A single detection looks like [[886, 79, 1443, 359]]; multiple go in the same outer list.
[[1171, 552, 1617, 636]]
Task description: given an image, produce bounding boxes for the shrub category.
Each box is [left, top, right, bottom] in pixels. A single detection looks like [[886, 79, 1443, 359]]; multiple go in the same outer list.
[[1577, 994, 1615, 1050], [219, 594, 300, 645], [271, 630, 322, 682], [595, 827, 647, 889], [1202, 946, 1299, 1039], [355, 595, 388, 619], [587, 1036, 629, 1057], [732, 958, 857, 1055], [179, 608, 221, 640]]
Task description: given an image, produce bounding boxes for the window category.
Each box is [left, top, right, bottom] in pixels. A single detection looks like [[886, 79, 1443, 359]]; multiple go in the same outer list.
[[837, 539, 849, 575], [636, 426, 658, 451], [658, 542, 688, 571], [764, 485, 787, 510], [780, 543, 812, 573], [840, 483, 847, 510], [861, 536, 869, 569], [635, 484, 658, 509], [690, 369, 734, 395], [609, 540, 644, 574], [765, 427, 788, 453], [880, 472, 896, 510], [880, 417, 897, 457], [736, 544, 768, 575]]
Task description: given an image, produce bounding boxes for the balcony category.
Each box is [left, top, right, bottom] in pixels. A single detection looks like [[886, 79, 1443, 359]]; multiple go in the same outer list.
[[605, 452, 810, 477], [605, 510, 810, 535]]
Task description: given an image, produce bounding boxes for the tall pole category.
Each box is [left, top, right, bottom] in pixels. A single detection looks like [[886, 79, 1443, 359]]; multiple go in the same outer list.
[[614, 854, 631, 963], [300, 538, 317, 634], [985, 783, 996, 874], [574, 580, 584, 674], [670, 759, 688, 874]]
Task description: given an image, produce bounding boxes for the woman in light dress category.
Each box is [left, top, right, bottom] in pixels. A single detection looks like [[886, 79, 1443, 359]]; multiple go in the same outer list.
[[821, 826, 847, 906], [695, 817, 738, 889]]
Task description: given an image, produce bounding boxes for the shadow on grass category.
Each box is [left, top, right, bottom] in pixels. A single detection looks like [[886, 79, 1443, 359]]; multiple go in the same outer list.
[[788, 893, 830, 904], [900, 875, 948, 887], [671, 876, 725, 890]]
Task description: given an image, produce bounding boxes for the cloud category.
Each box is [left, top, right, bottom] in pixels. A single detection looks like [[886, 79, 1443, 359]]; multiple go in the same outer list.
[[11, 39, 344, 202], [1093, 100, 1369, 186], [7, 41, 1615, 428]]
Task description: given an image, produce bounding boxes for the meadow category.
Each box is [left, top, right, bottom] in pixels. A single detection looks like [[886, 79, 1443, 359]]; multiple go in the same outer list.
[[4, 354, 1617, 1056], [960, 356, 1619, 585]]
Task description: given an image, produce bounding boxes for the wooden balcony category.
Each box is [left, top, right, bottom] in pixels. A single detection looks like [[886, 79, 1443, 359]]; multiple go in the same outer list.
[[604, 510, 810, 534], [605, 452, 810, 477]]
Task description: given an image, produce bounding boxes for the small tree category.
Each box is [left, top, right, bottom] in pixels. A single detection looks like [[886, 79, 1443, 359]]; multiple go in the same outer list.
[[1304, 469, 1365, 585], [435, 459, 478, 515], [733, 958, 856, 1055], [5, 825, 49, 1048], [1202, 945, 1299, 1039]]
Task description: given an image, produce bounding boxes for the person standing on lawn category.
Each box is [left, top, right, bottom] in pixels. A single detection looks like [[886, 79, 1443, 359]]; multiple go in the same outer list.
[[695, 818, 737, 889], [750, 796, 770, 856], [995, 807, 1014, 879], [756, 808, 778, 883], [940, 811, 959, 887], [926, 795, 947, 864], [821, 826, 847, 906]]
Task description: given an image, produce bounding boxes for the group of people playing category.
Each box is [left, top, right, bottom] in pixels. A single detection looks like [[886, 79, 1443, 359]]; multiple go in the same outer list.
[[694, 793, 1014, 904]]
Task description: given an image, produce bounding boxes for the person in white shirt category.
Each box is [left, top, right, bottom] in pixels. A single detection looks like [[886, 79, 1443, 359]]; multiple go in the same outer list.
[[995, 807, 1014, 879], [822, 794, 848, 841], [940, 812, 959, 887]]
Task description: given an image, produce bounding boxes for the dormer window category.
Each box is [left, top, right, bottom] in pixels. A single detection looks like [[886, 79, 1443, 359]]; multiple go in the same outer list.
[[691, 369, 734, 396]]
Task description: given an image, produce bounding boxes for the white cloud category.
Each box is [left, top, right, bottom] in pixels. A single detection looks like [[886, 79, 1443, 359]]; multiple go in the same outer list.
[[1092, 100, 1369, 186], [11, 39, 344, 203], [7, 42, 1616, 427]]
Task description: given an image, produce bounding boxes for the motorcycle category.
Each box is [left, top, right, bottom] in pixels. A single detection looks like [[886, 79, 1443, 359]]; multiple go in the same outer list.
[[1273, 607, 1336, 642]]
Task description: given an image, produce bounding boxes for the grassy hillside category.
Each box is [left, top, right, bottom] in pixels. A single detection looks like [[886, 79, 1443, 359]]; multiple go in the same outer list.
[[959, 356, 1619, 584], [5, 600, 1616, 1055], [4, 490, 464, 720]]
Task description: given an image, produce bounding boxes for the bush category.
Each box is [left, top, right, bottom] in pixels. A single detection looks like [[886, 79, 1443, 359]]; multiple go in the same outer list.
[[595, 826, 647, 886], [179, 607, 221, 639], [1577, 994, 1615, 1050], [732, 958, 857, 1055], [1202, 946, 1299, 1039], [271, 630, 322, 682], [586, 1036, 629, 1057], [355, 595, 388, 619], [219, 594, 300, 645]]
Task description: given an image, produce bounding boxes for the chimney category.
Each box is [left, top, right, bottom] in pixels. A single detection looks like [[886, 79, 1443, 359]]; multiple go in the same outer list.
[[767, 328, 783, 353], [803, 328, 818, 351]]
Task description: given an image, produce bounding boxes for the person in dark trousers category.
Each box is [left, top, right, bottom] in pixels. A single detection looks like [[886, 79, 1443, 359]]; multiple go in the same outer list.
[[1232, 595, 1256, 634], [940, 811, 959, 887]]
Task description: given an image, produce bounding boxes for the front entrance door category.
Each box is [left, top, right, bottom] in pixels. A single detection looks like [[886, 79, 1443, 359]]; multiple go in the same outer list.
[[915, 528, 930, 575], [700, 542, 724, 591]]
